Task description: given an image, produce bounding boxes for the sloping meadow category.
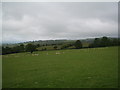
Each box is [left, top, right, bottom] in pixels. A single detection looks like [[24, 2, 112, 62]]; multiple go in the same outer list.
[[2, 46, 118, 88]]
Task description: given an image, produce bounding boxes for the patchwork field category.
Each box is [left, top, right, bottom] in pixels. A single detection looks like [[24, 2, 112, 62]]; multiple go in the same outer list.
[[2, 46, 118, 88]]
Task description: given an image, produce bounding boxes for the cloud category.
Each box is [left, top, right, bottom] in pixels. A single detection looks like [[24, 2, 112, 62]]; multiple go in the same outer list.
[[0, 3, 2, 44], [2, 2, 118, 43]]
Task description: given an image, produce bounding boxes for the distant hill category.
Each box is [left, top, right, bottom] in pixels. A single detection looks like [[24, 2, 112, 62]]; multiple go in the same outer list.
[[2, 39, 94, 47], [2, 37, 119, 47]]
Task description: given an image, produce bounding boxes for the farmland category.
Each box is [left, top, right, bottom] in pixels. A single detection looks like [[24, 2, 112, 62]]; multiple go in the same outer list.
[[2, 46, 118, 88]]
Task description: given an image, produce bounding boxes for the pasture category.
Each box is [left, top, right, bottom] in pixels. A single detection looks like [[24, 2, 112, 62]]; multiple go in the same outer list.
[[2, 46, 118, 88]]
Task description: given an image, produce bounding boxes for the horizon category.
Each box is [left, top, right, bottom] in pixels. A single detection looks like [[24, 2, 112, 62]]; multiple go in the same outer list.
[[2, 36, 119, 45]]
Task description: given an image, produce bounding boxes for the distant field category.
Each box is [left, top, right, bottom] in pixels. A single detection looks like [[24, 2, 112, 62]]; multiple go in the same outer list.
[[2, 46, 118, 88], [37, 42, 89, 50]]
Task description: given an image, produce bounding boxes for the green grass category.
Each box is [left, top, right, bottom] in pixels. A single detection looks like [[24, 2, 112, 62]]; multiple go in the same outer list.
[[2, 46, 118, 88], [37, 42, 89, 50]]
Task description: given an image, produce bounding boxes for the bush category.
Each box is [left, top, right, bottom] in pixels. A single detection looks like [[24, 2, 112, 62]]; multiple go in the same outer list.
[[74, 40, 82, 49]]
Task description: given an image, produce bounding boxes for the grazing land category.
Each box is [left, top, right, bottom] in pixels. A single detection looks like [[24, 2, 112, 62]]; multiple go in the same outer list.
[[2, 46, 118, 88]]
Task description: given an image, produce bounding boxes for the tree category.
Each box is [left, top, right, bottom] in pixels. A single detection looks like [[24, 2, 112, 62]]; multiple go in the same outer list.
[[74, 40, 82, 49], [2, 47, 12, 54], [36, 44, 40, 47], [41, 48, 47, 51], [19, 44, 24, 52], [25, 44, 37, 53], [89, 36, 113, 48], [118, 39, 120, 45], [89, 43, 94, 48], [2, 47, 6, 55], [93, 38, 100, 47], [61, 45, 67, 49], [100, 36, 110, 47], [111, 38, 118, 46], [53, 46, 57, 50], [12, 46, 20, 53]]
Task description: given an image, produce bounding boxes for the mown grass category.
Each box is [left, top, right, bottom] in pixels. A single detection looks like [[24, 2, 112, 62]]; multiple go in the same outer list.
[[2, 46, 118, 88]]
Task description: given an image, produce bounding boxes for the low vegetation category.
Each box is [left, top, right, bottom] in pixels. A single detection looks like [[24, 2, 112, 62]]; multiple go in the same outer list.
[[2, 36, 120, 55], [2, 36, 119, 88], [2, 46, 118, 88]]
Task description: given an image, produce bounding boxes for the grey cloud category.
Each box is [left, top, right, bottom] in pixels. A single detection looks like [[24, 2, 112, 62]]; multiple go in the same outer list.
[[2, 2, 118, 43]]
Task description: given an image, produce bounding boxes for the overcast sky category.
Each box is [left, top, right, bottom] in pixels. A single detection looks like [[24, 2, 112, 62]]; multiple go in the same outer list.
[[2, 2, 118, 43]]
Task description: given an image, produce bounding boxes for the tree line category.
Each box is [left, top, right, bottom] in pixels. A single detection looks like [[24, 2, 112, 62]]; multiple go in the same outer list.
[[2, 36, 120, 55], [89, 36, 120, 48], [2, 44, 38, 55]]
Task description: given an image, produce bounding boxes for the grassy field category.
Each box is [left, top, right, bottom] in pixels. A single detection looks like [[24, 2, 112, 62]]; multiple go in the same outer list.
[[2, 46, 118, 88], [37, 42, 89, 50]]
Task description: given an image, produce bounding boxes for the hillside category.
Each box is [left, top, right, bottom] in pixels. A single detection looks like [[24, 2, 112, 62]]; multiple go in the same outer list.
[[2, 46, 118, 88]]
